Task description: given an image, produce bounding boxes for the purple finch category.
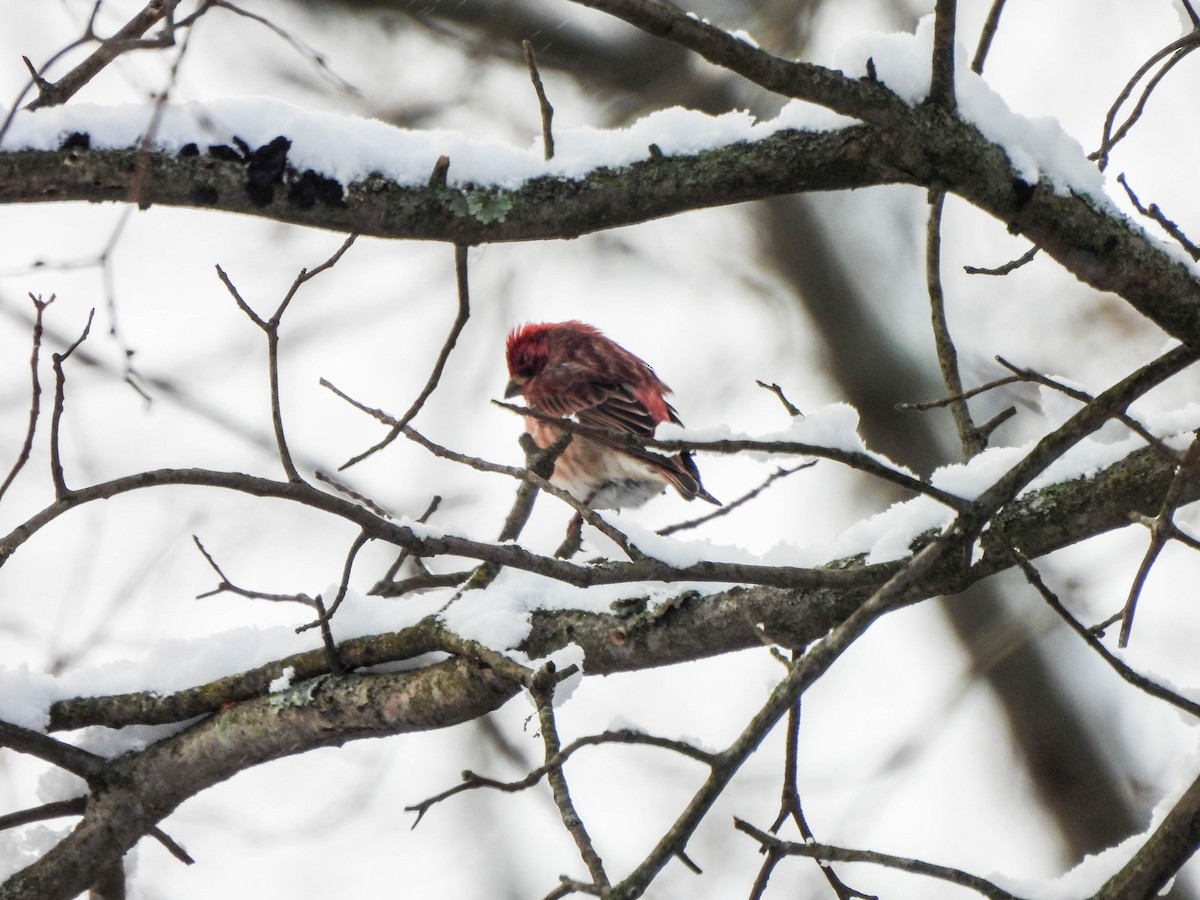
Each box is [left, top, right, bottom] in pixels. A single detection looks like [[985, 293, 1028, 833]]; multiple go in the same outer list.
[[505, 321, 718, 510]]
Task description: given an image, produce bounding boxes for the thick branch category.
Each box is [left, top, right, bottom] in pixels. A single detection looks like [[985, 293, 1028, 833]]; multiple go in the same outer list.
[[44, 437, 1200, 733], [3, 105, 1199, 353], [1, 658, 518, 900]]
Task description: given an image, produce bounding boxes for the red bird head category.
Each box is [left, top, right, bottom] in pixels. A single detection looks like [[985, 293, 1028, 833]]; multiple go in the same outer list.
[[505, 320, 605, 399]]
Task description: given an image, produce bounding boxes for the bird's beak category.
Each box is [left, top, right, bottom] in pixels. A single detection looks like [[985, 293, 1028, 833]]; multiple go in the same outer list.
[[504, 379, 523, 399]]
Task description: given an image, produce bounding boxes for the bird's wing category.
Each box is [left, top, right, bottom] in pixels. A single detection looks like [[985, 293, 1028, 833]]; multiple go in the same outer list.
[[527, 368, 658, 436], [527, 370, 717, 504]]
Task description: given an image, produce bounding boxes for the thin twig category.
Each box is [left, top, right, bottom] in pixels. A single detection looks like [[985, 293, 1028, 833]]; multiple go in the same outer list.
[[0, 294, 54, 503], [149, 827, 196, 865], [976, 405, 1017, 442], [378, 495, 441, 587], [755, 380, 801, 416], [657, 464, 813, 537], [1119, 435, 1200, 646], [498, 433, 573, 543], [523, 40, 556, 160], [971, 0, 1008, 74], [325, 379, 642, 559], [341, 243, 471, 471], [193, 536, 320, 608], [207, 0, 361, 97], [26, 0, 181, 111], [749, 687, 871, 900], [1117, 173, 1200, 261], [927, 188, 983, 456], [896, 375, 1021, 412], [298, 530, 370, 628], [1092, 32, 1200, 170], [0, 720, 107, 782], [531, 666, 609, 887], [0, 798, 86, 832], [996, 532, 1200, 719], [314, 469, 394, 518], [371, 570, 470, 598], [405, 711, 714, 823], [963, 245, 1038, 276], [49, 309, 95, 498], [216, 234, 357, 483], [995, 355, 1174, 456], [735, 819, 1022, 900], [309, 594, 344, 674]]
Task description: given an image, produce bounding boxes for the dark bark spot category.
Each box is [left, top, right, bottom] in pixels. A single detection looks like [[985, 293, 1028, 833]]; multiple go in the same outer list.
[[207, 144, 242, 162], [245, 136, 291, 206], [191, 185, 219, 205], [287, 169, 344, 209], [60, 132, 90, 151], [1012, 177, 1035, 209]]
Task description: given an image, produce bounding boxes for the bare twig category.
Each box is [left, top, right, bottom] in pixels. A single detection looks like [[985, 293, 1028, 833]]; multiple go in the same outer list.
[[0, 294, 54, 503], [755, 380, 801, 417], [49, 309, 96, 498], [193, 536, 320, 608], [531, 666, 609, 887], [976, 405, 1017, 442], [298, 530, 370, 628], [499, 433, 573, 543], [735, 819, 1022, 900], [996, 532, 1200, 719], [1118, 435, 1200, 646], [309, 593, 344, 674], [994, 355, 1174, 456], [314, 469, 394, 518], [971, 0, 1009, 74], [0, 720, 107, 782], [748, 689, 871, 900], [927, 188, 983, 456], [1117, 173, 1200, 261], [407, 727, 717, 827], [341, 244, 471, 471], [216, 234, 358, 482], [657, 464, 813, 537], [26, 0, 181, 112], [1092, 31, 1200, 170], [0, 798, 86, 832], [523, 40, 556, 160], [325, 378, 642, 560], [963, 245, 1038, 275], [372, 570, 470, 598], [205, 0, 360, 96], [0, 795, 193, 867], [377, 495, 441, 587], [896, 374, 1021, 412]]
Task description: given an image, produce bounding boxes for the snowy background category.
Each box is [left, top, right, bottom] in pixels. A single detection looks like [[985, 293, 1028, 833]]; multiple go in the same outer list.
[[2, 0, 1200, 897]]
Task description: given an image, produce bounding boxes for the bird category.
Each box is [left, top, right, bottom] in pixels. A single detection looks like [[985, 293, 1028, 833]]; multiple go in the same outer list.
[[504, 320, 719, 510]]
